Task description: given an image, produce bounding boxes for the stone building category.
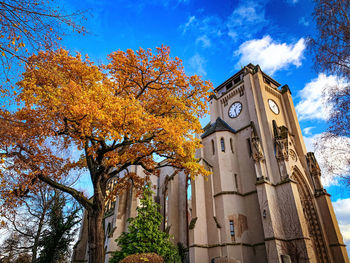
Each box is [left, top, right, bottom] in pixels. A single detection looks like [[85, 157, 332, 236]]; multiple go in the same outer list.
[[72, 64, 349, 263]]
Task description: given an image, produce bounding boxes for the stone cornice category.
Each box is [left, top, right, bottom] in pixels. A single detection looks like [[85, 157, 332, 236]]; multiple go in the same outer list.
[[213, 189, 257, 198]]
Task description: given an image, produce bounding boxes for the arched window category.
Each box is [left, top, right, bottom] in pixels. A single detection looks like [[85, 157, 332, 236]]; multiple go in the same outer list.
[[246, 138, 252, 157], [229, 220, 235, 237], [230, 138, 234, 153], [211, 139, 215, 155], [164, 191, 169, 230], [234, 174, 238, 191], [220, 138, 225, 152]]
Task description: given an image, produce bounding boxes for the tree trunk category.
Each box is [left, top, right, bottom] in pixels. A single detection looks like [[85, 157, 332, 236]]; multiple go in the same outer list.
[[87, 197, 105, 263]]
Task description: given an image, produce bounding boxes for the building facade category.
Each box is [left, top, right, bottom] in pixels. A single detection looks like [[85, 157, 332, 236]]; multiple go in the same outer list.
[[72, 64, 349, 263]]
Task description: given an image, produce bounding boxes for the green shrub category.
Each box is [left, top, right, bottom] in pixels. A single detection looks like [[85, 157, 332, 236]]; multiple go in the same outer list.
[[109, 185, 181, 263]]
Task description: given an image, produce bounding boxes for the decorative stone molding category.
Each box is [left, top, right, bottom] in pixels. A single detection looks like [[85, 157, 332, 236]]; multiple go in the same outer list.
[[220, 85, 245, 106], [306, 152, 321, 177], [265, 85, 282, 98], [250, 122, 264, 162], [306, 152, 324, 192], [189, 217, 198, 230], [213, 216, 222, 228], [273, 120, 289, 162], [289, 149, 297, 161]]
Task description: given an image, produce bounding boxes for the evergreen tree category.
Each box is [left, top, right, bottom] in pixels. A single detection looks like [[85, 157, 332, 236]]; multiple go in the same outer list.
[[37, 193, 80, 263], [110, 185, 181, 263]]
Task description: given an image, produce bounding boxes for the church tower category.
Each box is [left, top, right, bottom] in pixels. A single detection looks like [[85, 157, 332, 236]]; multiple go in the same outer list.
[[190, 64, 348, 263]]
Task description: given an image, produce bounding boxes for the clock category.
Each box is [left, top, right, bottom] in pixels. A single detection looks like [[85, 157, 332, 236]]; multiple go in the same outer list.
[[228, 102, 242, 118], [268, 99, 279, 114]]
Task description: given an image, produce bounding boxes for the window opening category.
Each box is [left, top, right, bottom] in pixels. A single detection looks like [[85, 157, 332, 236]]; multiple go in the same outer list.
[[220, 138, 225, 152], [187, 178, 192, 201], [247, 138, 252, 157], [233, 76, 241, 85], [229, 220, 235, 236], [234, 174, 238, 191], [165, 195, 169, 228], [211, 140, 215, 155], [230, 138, 234, 153], [106, 222, 111, 237]]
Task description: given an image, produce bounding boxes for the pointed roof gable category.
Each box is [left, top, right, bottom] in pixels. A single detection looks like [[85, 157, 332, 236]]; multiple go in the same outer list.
[[201, 117, 236, 139]]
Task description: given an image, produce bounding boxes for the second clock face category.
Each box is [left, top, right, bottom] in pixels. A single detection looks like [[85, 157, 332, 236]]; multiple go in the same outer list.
[[228, 102, 242, 118], [268, 99, 279, 114]]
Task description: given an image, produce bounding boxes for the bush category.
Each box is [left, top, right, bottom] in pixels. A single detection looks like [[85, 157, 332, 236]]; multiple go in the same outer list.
[[120, 253, 164, 263], [109, 185, 181, 263]]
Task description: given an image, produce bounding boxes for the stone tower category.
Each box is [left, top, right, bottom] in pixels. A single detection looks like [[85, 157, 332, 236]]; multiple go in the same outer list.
[[189, 64, 348, 262], [72, 64, 349, 263]]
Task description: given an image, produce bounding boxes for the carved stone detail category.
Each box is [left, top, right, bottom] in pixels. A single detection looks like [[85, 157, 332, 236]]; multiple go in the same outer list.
[[289, 149, 297, 161], [306, 152, 323, 191], [250, 122, 264, 162], [306, 152, 321, 177], [293, 169, 329, 262], [273, 120, 289, 162]]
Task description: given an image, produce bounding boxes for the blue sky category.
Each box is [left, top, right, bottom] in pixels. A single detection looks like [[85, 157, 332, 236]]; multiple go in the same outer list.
[[59, 0, 350, 250]]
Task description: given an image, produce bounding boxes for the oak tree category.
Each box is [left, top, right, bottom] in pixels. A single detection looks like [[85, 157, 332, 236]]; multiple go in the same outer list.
[[0, 0, 86, 80], [0, 46, 212, 263]]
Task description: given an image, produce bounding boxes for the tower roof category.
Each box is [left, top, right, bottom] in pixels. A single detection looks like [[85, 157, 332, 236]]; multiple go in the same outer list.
[[201, 117, 236, 138], [214, 64, 281, 93]]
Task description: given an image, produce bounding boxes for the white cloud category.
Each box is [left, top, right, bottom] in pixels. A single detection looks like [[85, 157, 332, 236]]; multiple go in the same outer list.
[[182, 16, 196, 33], [296, 74, 347, 121], [299, 17, 310, 26], [235, 36, 305, 75], [303, 127, 314, 135], [333, 198, 350, 225], [181, 1, 268, 48], [286, 0, 299, 4], [181, 15, 224, 37], [227, 1, 268, 41], [188, 53, 206, 76], [196, 16, 224, 37], [332, 198, 350, 252], [196, 35, 211, 48], [303, 133, 350, 186]]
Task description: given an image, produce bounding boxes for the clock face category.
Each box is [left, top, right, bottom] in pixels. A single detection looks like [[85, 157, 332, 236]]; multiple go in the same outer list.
[[268, 99, 279, 114], [228, 102, 242, 118]]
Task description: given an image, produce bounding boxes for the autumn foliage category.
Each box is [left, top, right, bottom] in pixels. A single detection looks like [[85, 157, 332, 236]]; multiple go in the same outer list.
[[119, 253, 164, 263], [0, 46, 212, 262]]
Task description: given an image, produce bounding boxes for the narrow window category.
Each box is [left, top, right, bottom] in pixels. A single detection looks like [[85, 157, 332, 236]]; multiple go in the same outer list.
[[230, 138, 234, 153], [211, 140, 215, 155], [247, 138, 252, 157], [234, 174, 238, 191], [229, 220, 235, 236], [220, 138, 225, 152], [163, 189, 169, 231], [106, 222, 111, 237], [165, 195, 169, 228]]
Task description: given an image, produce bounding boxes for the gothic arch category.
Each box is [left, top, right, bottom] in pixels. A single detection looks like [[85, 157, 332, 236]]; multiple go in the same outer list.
[[292, 167, 329, 263]]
